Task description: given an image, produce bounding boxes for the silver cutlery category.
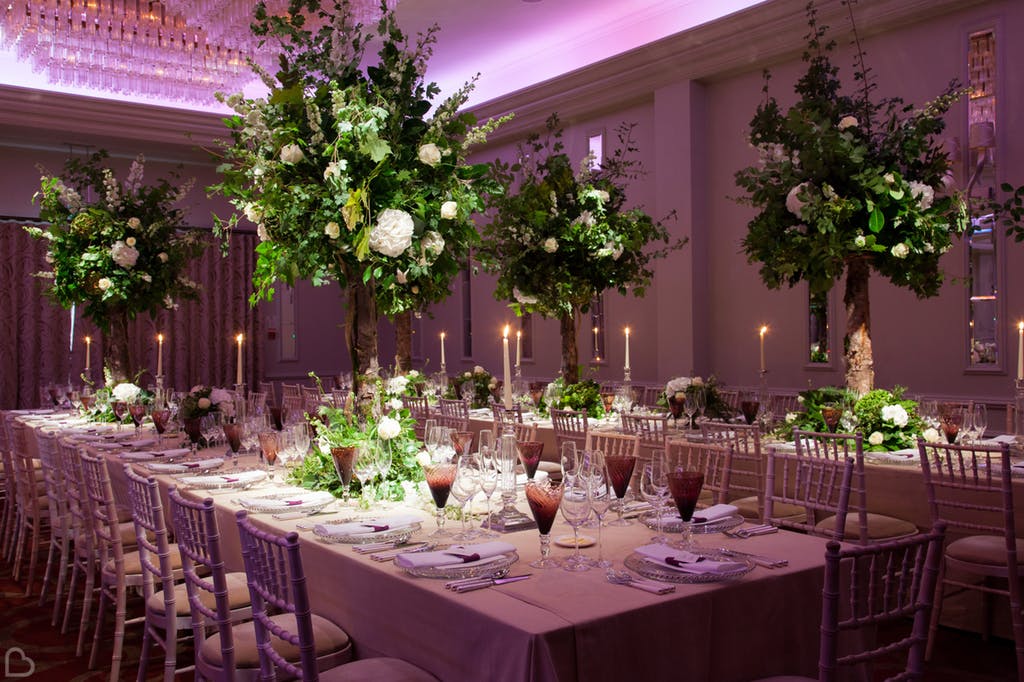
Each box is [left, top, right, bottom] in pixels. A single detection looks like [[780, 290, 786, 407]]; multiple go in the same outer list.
[[370, 543, 438, 562], [605, 569, 675, 595], [715, 547, 788, 568], [723, 524, 777, 539], [445, 573, 529, 593], [352, 540, 423, 554]]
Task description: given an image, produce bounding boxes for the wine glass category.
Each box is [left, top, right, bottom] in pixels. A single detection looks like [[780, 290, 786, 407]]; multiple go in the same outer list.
[[450, 452, 481, 540], [422, 448, 458, 537], [258, 430, 281, 481], [151, 408, 171, 448], [821, 404, 842, 433], [223, 421, 243, 466], [667, 470, 704, 549], [450, 430, 474, 458], [517, 441, 544, 480], [972, 404, 988, 442], [683, 393, 698, 430], [640, 456, 671, 543], [525, 479, 564, 569], [478, 442, 499, 538], [667, 394, 684, 426], [584, 450, 614, 568], [353, 441, 380, 501], [290, 422, 310, 464], [604, 451, 637, 526], [938, 404, 962, 444], [112, 401, 128, 431], [739, 396, 760, 426], [330, 445, 356, 505], [128, 403, 147, 439], [559, 472, 592, 572]]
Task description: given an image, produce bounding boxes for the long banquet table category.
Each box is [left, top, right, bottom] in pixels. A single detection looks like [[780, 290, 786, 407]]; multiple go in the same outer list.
[[13, 409, 831, 682]]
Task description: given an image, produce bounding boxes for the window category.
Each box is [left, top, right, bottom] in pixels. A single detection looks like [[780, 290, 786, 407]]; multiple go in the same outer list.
[[588, 132, 603, 170], [589, 296, 605, 363], [808, 290, 829, 364]]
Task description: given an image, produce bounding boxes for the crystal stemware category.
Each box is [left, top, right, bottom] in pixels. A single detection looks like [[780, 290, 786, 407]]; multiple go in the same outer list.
[[739, 398, 760, 426], [821, 404, 842, 433], [450, 452, 482, 541], [222, 421, 243, 466], [667, 395, 684, 426], [422, 449, 457, 537], [559, 472, 592, 572], [151, 408, 171, 448], [972, 404, 988, 442], [112, 401, 128, 431], [517, 441, 544, 480], [683, 393, 698, 430], [585, 450, 614, 568], [938, 405, 962, 444], [330, 445, 357, 504], [604, 452, 637, 526], [258, 430, 281, 481], [525, 479, 564, 569], [640, 456, 670, 543], [668, 470, 704, 549], [450, 430, 474, 458], [478, 442, 499, 538], [128, 403, 147, 439]]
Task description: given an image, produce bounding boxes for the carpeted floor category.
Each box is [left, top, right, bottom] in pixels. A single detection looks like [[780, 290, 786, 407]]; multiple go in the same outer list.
[[0, 542, 1018, 680]]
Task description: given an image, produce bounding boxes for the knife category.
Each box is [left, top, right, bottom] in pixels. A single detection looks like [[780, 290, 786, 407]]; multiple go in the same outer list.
[[450, 574, 532, 593]]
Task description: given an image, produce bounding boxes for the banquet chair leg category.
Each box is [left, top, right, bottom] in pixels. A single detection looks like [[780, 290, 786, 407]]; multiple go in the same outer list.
[[925, 559, 947, 661], [88, 587, 109, 669], [39, 532, 60, 607], [51, 536, 71, 626], [22, 517, 43, 597], [78, 572, 98, 657], [61, 559, 80, 634], [137, 623, 152, 682], [982, 585, 994, 641], [11, 518, 26, 582]]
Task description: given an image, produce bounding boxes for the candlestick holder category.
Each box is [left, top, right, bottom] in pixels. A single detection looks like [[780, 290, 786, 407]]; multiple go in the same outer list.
[[155, 375, 165, 408], [483, 426, 536, 532], [514, 364, 522, 379], [623, 367, 632, 383]]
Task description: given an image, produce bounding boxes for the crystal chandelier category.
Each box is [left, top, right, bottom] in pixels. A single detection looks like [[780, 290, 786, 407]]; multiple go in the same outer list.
[[0, 0, 396, 105]]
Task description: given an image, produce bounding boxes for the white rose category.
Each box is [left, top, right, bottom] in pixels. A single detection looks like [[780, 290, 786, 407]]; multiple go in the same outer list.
[[279, 143, 305, 164], [127, 217, 141, 229], [854, 235, 866, 248], [209, 388, 233, 405], [325, 221, 341, 239], [112, 382, 142, 403], [387, 376, 410, 395], [542, 237, 558, 253], [785, 182, 809, 217], [125, 236, 136, 247], [891, 243, 909, 259], [387, 398, 403, 411], [922, 427, 941, 443], [110, 240, 139, 269], [837, 115, 858, 130], [907, 180, 935, 210], [377, 415, 402, 440], [868, 431, 885, 446], [158, 252, 169, 263], [881, 404, 909, 427], [513, 287, 538, 305], [422, 231, 445, 258], [243, 203, 262, 224], [417, 143, 442, 166], [369, 209, 415, 258], [440, 201, 458, 220]]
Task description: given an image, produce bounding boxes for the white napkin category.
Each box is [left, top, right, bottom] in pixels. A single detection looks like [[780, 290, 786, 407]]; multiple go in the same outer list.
[[148, 448, 191, 459], [691, 504, 739, 524], [394, 541, 515, 569], [71, 434, 107, 442], [237, 491, 335, 511], [93, 442, 122, 451], [179, 469, 267, 487], [127, 438, 158, 449], [313, 514, 422, 538], [147, 457, 224, 473], [635, 543, 745, 575], [120, 452, 156, 461]]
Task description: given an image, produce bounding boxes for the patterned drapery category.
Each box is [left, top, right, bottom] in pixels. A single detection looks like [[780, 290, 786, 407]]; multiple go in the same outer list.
[[0, 220, 262, 408]]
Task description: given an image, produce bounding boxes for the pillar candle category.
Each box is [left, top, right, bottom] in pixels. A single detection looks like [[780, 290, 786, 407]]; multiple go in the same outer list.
[[759, 325, 768, 373], [1017, 321, 1023, 381], [440, 332, 446, 367], [236, 333, 244, 385], [502, 325, 512, 408], [624, 327, 631, 371], [85, 336, 91, 372], [156, 333, 164, 377], [515, 330, 522, 368]]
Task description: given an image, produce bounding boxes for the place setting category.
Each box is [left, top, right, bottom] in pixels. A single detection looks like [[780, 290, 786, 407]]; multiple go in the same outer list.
[[311, 513, 423, 544]]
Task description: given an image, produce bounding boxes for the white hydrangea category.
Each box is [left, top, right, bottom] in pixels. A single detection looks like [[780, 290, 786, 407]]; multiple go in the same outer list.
[[440, 201, 458, 219], [279, 143, 305, 164], [881, 404, 909, 427], [665, 377, 692, 396], [907, 181, 935, 210], [868, 431, 885, 446], [369, 209, 415, 257], [377, 415, 402, 440], [243, 203, 263, 224], [422, 231, 445, 258], [542, 237, 558, 253], [112, 382, 143, 403], [387, 398, 404, 411], [415, 450, 431, 467], [111, 240, 139, 269], [387, 376, 410, 395], [209, 388, 233, 405]]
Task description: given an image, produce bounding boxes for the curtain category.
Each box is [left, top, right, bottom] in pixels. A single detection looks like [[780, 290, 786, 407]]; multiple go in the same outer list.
[[0, 220, 262, 408]]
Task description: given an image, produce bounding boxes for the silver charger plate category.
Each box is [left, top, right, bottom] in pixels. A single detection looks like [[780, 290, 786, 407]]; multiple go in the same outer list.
[[624, 548, 754, 584], [313, 522, 422, 545], [640, 512, 744, 535], [401, 551, 519, 579], [236, 491, 336, 514], [175, 468, 268, 490]]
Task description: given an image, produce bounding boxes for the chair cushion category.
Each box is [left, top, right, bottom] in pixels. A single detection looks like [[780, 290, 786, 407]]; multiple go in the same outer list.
[[106, 544, 183, 576], [199, 612, 353, 669], [147, 571, 251, 617], [321, 658, 439, 682], [814, 512, 918, 541], [735, 496, 805, 522], [946, 534, 1024, 566]]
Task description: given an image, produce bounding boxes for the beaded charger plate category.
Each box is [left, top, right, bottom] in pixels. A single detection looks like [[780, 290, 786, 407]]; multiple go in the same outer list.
[[624, 548, 754, 584], [313, 522, 422, 545], [640, 512, 744, 534], [401, 551, 519, 580]]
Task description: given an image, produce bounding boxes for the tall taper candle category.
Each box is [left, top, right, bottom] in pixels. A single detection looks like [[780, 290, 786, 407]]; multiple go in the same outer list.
[[624, 327, 631, 371], [85, 336, 91, 372], [759, 325, 768, 373], [502, 325, 513, 408], [440, 332, 446, 367], [515, 330, 522, 368], [156, 333, 164, 377], [236, 333, 244, 386], [1017, 321, 1023, 381]]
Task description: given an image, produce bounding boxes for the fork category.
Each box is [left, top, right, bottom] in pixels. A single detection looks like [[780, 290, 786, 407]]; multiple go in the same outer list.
[[715, 547, 788, 568], [723, 524, 777, 539], [605, 569, 675, 595]]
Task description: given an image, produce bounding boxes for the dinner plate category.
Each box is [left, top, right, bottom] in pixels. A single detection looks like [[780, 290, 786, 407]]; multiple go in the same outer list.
[[624, 548, 754, 584], [554, 535, 595, 548], [401, 551, 519, 580], [176, 468, 267, 490], [640, 512, 744, 535], [147, 458, 225, 474], [236, 491, 336, 514], [313, 522, 421, 545]]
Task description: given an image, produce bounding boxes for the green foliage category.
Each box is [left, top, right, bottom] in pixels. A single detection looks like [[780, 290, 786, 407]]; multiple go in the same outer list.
[[549, 378, 605, 419], [734, 2, 968, 300], [478, 113, 685, 321], [25, 151, 206, 333], [209, 0, 510, 316], [775, 386, 857, 436], [658, 376, 734, 420], [776, 385, 921, 451], [446, 366, 498, 409]]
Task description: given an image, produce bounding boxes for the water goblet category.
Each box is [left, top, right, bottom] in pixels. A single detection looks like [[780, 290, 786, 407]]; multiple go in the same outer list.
[[422, 448, 457, 537], [517, 441, 544, 480], [450, 452, 482, 540], [80, 392, 96, 412], [586, 451, 614, 568], [604, 451, 637, 526], [329, 445, 356, 504], [938, 405, 962, 444], [290, 422, 311, 463], [973, 404, 988, 442], [478, 443, 499, 538], [694, 389, 706, 423], [450, 430, 474, 457], [640, 457, 670, 543], [683, 393, 698, 430], [525, 479, 564, 569], [258, 430, 281, 481], [739, 397, 760, 426], [222, 421, 243, 466], [667, 470, 704, 549], [128, 403, 147, 439], [821, 404, 842, 433], [667, 394, 685, 426], [151, 408, 171, 448], [559, 473, 592, 572], [112, 401, 128, 431]]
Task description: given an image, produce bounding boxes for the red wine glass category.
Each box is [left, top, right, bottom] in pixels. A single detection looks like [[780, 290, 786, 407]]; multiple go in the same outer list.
[[668, 470, 705, 549], [605, 454, 637, 526], [525, 479, 564, 569], [422, 450, 457, 537], [517, 441, 544, 480]]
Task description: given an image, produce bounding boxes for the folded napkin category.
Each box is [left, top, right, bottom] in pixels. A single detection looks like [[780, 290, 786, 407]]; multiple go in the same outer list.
[[93, 442, 123, 451], [313, 514, 422, 538], [120, 452, 156, 462], [237, 491, 335, 511], [394, 541, 516, 570], [991, 434, 1019, 445], [127, 438, 158, 449], [71, 434, 107, 442], [635, 544, 745, 575], [691, 504, 739, 524], [147, 457, 224, 473], [179, 469, 267, 487], [149, 448, 191, 459]]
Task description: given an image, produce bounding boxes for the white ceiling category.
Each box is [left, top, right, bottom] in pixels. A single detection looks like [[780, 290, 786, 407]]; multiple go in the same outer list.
[[0, 0, 768, 111]]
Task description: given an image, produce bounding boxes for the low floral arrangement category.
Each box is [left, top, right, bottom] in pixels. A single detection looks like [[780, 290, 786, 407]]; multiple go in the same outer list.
[[658, 375, 733, 420], [290, 375, 425, 505], [385, 370, 427, 398], [445, 366, 497, 409], [779, 386, 925, 451], [540, 377, 605, 420], [179, 385, 233, 420]]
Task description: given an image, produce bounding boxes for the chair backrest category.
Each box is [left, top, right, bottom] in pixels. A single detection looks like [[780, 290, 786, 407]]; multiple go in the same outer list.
[[57, 439, 93, 556], [550, 408, 588, 453], [0, 415, 15, 503], [668, 441, 732, 506], [236, 510, 317, 681], [619, 413, 668, 462], [717, 388, 740, 411], [700, 421, 764, 516], [768, 391, 802, 415], [494, 421, 538, 444], [167, 487, 237, 671], [794, 430, 870, 543], [585, 432, 640, 459], [259, 381, 277, 407], [403, 396, 432, 422], [917, 440, 1013, 540], [79, 451, 127, 576], [246, 391, 268, 418], [437, 398, 470, 431], [818, 524, 946, 682], [10, 421, 45, 519], [765, 447, 854, 541], [280, 383, 302, 401], [491, 403, 523, 428], [123, 466, 177, 614], [36, 430, 69, 522]]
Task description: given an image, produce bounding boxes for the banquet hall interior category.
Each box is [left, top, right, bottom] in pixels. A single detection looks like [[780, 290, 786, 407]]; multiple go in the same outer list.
[[2, 0, 1024, 680]]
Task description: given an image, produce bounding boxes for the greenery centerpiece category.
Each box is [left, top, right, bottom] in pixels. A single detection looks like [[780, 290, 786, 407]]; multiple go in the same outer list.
[[444, 366, 497, 409], [733, 2, 967, 394], [539, 377, 605, 420], [478, 114, 684, 385], [659, 376, 734, 421], [26, 151, 205, 382], [210, 0, 507, 390]]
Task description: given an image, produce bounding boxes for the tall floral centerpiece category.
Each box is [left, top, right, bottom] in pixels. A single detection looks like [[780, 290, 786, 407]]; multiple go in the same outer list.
[[26, 151, 205, 382], [734, 3, 967, 394], [479, 114, 684, 385], [211, 0, 507, 390]]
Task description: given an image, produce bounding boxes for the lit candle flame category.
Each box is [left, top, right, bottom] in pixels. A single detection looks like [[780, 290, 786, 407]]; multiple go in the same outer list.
[[503, 325, 510, 339], [759, 325, 768, 336], [157, 333, 164, 342], [236, 333, 243, 344]]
